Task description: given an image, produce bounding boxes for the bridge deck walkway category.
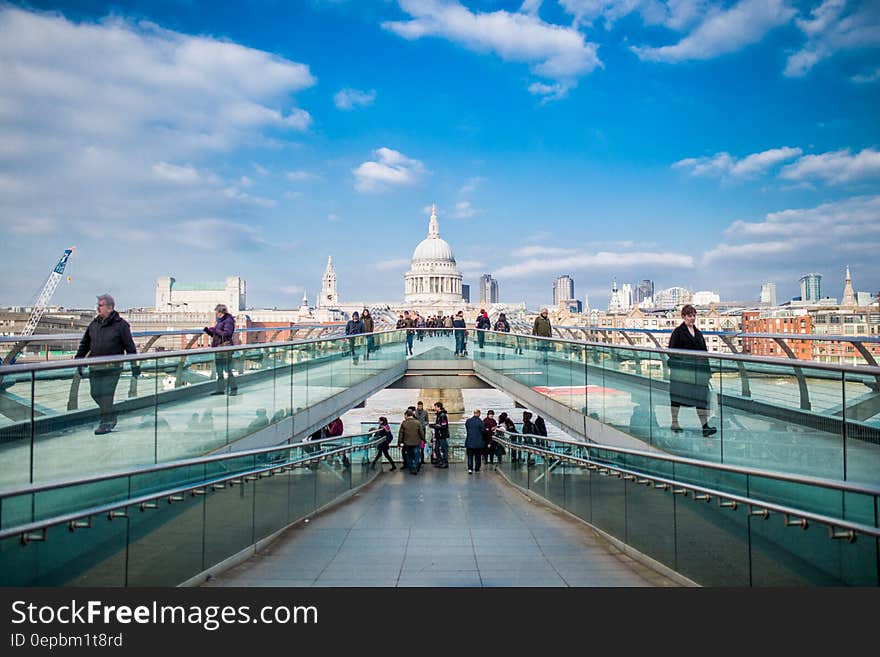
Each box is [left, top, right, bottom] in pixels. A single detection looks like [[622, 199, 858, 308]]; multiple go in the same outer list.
[[205, 464, 679, 587]]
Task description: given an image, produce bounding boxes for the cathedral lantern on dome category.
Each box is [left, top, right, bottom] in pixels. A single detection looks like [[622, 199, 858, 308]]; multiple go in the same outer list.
[[404, 204, 464, 307]]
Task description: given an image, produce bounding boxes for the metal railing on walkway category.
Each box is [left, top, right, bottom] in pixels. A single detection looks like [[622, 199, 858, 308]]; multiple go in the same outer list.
[[0, 431, 384, 586], [494, 429, 880, 586]]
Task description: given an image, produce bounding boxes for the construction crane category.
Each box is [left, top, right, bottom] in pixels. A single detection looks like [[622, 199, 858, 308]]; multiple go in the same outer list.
[[21, 247, 75, 336]]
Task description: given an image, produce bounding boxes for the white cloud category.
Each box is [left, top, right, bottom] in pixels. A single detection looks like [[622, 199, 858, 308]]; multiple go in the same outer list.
[[152, 162, 204, 184], [286, 170, 318, 181], [334, 87, 377, 110], [451, 200, 478, 218], [496, 250, 695, 278], [852, 66, 880, 83], [780, 148, 880, 184], [561, 0, 709, 31], [632, 0, 794, 63], [9, 217, 60, 235], [353, 147, 427, 193], [512, 245, 578, 257], [459, 176, 485, 195], [528, 81, 570, 102], [383, 0, 601, 96], [280, 285, 304, 296], [785, 0, 880, 77], [170, 219, 269, 250], [705, 195, 880, 263], [0, 6, 315, 264], [222, 186, 277, 207], [673, 146, 802, 178]]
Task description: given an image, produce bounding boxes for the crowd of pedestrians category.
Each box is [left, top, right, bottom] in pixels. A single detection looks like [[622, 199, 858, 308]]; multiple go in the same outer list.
[[367, 400, 547, 475]]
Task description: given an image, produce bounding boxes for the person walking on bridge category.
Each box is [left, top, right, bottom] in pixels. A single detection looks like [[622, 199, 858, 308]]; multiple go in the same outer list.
[[414, 401, 430, 462], [475, 309, 491, 354], [205, 303, 238, 397], [398, 409, 425, 475], [431, 401, 450, 468], [532, 308, 552, 364], [667, 304, 717, 437], [75, 293, 139, 435], [345, 311, 365, 364], [465, 409, 487, 474], [361, 308, 374, 360], [453, 311, 467, 356], [493, 312, 511, 359], [371, 416, 396, 471]]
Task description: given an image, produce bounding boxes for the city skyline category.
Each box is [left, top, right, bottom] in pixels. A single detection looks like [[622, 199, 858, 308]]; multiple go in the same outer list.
[[1, 1, 878, 310]]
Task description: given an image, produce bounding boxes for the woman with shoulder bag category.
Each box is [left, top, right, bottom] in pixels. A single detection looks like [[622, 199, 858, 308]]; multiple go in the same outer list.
[[204, 304, 238, 396], [370, 416, 397, 471]]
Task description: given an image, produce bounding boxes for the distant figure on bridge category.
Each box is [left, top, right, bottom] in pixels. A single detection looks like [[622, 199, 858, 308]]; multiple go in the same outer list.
[[431, 401, 450, 468], [475, 309, 491, 353], [402, 310, 415, 356], [75, 293, 139, 435], [345, 311, 365, 364], [532, 308, 552, 337], [465, 409, 487, 474], [532, 308, 551, 364], [205, 304, 238, 397], [361, 309, 375, 359], [667, 304, 717, 438], [398, 409, 424, 475], [453, 311, 467, 356]]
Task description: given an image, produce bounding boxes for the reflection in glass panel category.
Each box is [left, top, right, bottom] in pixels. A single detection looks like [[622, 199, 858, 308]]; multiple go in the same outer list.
[[204, 480, 255, 569], [127, 493, 205, 586], [674, 495, 750, 586], [843, 370, 880, 487], [0, 369, 33, 488]]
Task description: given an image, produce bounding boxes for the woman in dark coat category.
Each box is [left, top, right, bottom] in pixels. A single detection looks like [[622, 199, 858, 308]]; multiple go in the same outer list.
[[667, 304, 716, 437], [371, 416, 396, 471], [361, 309, 375, 359], [204, 304, 237, 396]]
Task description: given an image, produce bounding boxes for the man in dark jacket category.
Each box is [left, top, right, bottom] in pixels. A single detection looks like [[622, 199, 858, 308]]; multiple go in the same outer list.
[[397, 409, 425, 475], [452, 311, 467, 356], [475, 309, 490, 352], [345, 311, 365, 363], [532, 308, 552, 364], [204, 303, 237, 396], [75, 293, 139, 435], [464, 409, 487, 473], [431, 401, 450, 468], [532, 308, 552, 337]]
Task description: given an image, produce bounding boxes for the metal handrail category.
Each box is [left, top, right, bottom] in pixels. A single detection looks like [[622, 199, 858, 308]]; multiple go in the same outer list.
[[494, 429, 880, 497], [0, 323, 348, 344], [552, 325, 880, 343], [475, 329, 880, 376], [0, 329, 400, 375], [2, 326, 878, 378], [0, 436, 383, 542], [0, 429, 383, 499], [494, 436, 880, 540]]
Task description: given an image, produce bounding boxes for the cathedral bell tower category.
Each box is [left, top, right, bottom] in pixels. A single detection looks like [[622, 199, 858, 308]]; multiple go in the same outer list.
[[318, 256, 338, 308]]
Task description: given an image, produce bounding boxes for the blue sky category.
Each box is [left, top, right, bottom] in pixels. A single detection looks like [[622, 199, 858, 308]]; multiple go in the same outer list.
[[1, 0, 878, 311]]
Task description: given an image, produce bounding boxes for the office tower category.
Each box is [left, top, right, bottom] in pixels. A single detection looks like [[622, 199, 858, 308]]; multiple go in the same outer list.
[[553, 275, 575, 306], [461, 284, 470, 303], [636, 279, 654, 304], [799, 273, 822, 304], [760, 282, 777, 306], [479, 274, 499, 305]]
